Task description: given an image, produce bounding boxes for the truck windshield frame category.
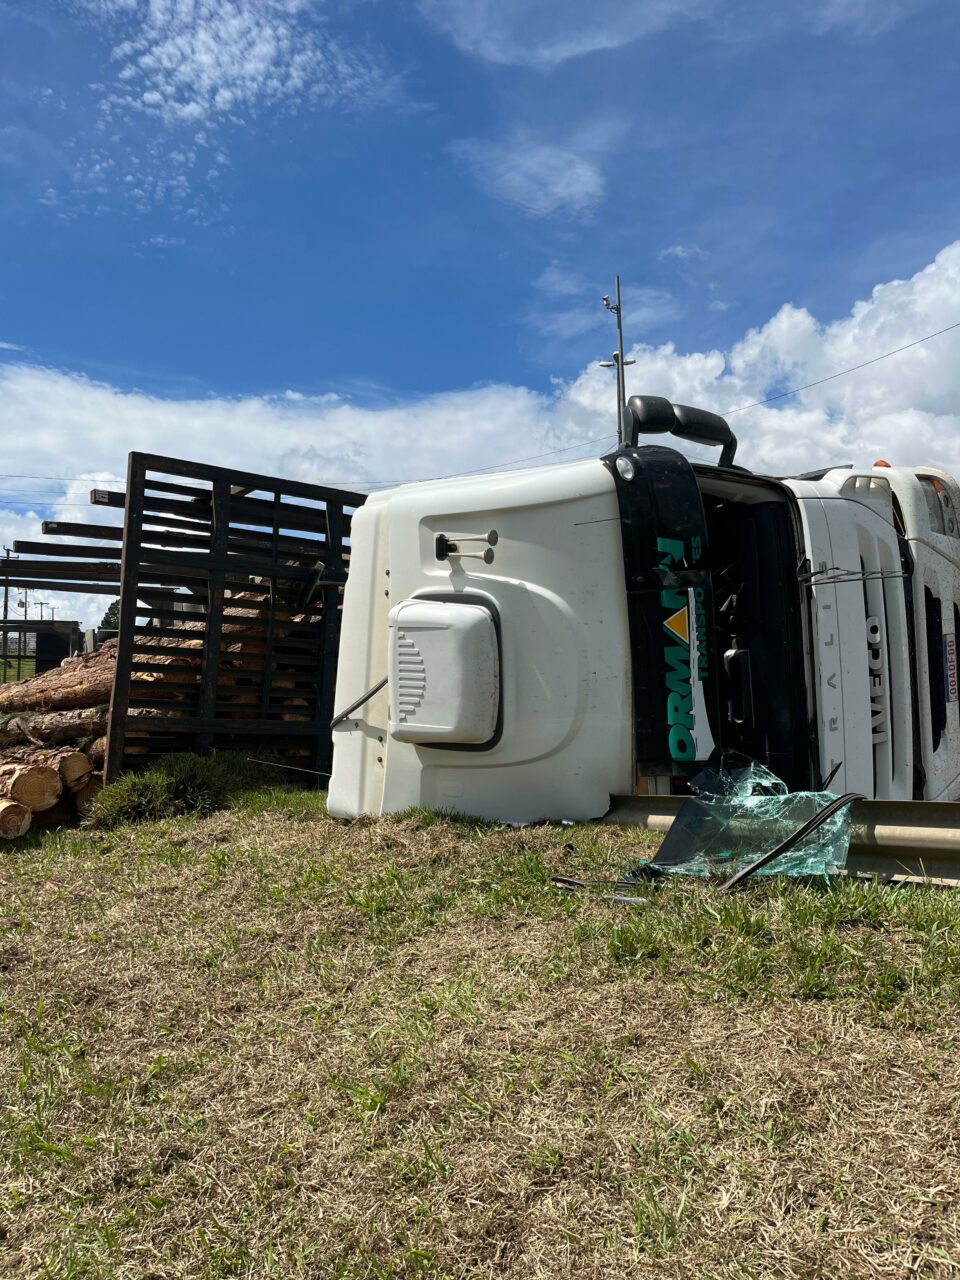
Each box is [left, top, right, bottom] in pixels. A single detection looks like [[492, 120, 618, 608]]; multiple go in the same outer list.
[[604, 444, 815, 791]]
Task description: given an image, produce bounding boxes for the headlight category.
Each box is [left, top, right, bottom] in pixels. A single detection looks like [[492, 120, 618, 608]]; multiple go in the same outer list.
[[920, 476, 957, 536]]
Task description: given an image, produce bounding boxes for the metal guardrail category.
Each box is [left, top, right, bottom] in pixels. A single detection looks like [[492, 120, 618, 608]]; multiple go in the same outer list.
[[605, 795, 960, 882]]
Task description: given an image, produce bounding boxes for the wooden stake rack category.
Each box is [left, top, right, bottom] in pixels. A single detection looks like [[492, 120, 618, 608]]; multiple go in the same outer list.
[[9, 452, 366, 784]]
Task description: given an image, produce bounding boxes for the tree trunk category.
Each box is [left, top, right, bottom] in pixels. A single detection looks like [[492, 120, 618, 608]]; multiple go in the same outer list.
[[74, 772, 103, 816], [0, 799, 31, 839], [88, 735, 107, 770], [30, 796, 73, 831], [0, 645, 116, 714], [0, 763, 61, 812], [0, 706, 109, 748], [0, 746, 92, 792]]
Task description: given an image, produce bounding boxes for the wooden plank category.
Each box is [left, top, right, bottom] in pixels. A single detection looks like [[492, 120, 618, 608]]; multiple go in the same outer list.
[[134, 550, 329, 581], [100, 454, 364, 771], [143, 512, 214, 534], [106, 454, 146, 782], [260, 493, 280, 718], [196, 478, 230, 753], [13, 541, 123, 560], [132, 625, 207, 640], [132, 450, 366, 507], [41, 521, 124, 540], [144, 478, 213, 499], [6, 559, 121, 579], [123, 489, 339, 536], [129, 672, 201, 688], [3, 579, 120, 595], [128, 658, 199, 673], [315, 501, 346, 776], [89, 489, 126, 509], [130, 641, 206, 657], [57, 521, 328, 558]]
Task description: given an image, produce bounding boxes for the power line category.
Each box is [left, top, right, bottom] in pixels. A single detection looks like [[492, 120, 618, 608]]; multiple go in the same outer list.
[[0, 433, 618, 496], [724, 319, 960, 415], [1, 315, 956, 498], [365, 433, 618, 488], [0, 473, 124, 482]]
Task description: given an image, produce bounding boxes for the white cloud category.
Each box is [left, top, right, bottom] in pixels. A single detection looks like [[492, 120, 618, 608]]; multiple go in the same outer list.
[[78, 0, 391, 129], [2, 241, 960, 621], [141, 233, 185, 248], [419, 0, 932, 68], [660, 245, 706, 263], [533, 263, 583, 298], [0, 342, 25, 352], [449, 133, 605, 218], [554, 240, 960, 476], [54, 1, 398, 217], [418, 0, 710, 69], [813, 0, 929, 36], [660, 244, 706, 262], [530, 264, 681, 342], [0, 473, 125, 630]]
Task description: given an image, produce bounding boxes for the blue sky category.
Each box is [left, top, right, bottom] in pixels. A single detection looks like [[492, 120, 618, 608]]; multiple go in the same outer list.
[[1, 0, 959, 622]]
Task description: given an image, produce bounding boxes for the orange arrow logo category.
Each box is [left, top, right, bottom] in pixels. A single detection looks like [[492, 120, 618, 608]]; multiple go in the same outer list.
[[664, 605, 689, 645]]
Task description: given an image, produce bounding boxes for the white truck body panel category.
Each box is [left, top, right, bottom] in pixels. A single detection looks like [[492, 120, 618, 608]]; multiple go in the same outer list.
[[328, 460, 634, 824], [330, 444, 960, 820]]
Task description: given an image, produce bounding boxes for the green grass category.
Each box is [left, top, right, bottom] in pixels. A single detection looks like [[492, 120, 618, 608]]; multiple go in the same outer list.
[[85, 751, 278, 829], [3, 776, 960, 1277], [1, 656, 36, 683]]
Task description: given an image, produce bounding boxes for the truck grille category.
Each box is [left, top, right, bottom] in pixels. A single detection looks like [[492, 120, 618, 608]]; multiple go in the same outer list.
[[857, 527, 911, 799]]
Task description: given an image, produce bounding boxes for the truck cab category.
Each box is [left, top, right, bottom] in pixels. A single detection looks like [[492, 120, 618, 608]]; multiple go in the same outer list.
[[328, 396, 960, 822]]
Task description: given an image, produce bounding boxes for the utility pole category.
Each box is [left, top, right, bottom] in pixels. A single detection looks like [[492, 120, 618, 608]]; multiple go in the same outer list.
[[16, 594, 27, 680], [1, 546, 11, 684], [601, 276, 636, 446], [38, 602, 45, 622]]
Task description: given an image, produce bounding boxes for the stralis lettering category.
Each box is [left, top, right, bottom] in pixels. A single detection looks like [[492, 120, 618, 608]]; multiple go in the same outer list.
[[866, 615, 888, 745]]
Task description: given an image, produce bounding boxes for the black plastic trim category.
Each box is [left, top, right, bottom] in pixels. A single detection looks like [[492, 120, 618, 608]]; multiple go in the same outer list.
[[602, 443, 719, 774]]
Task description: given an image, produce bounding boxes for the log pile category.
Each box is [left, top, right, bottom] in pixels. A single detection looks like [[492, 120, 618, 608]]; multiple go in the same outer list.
[[0, 590, 324, 840], [0, 644, 116, 840]]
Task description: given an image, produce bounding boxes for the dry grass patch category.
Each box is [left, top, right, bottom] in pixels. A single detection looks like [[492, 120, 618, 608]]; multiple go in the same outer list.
[[2, 783, 960, 1277]]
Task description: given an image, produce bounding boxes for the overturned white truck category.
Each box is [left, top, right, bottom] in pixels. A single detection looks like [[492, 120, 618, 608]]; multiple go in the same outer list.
[[329, 396, 960, 823]]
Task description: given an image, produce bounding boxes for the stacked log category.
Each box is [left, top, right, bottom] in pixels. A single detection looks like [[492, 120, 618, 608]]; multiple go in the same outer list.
[[74, 774, 104, 817], [0, 762, 61, 812], [0, 647, 115, 840], [0, 642, 116, 714], [0, 746, 93, 792], [0, 588, 322, 839], [0, 635, 205, 838], [0, 800, 31, 839], [0, 706, 109, 748]]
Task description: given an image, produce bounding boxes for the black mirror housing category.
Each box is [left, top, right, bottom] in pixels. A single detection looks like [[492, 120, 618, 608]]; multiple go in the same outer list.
[[623, 395, 738, 467]]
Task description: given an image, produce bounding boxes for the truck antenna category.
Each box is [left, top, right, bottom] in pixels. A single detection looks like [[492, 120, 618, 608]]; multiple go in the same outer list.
[[600, 275, 636, 446]]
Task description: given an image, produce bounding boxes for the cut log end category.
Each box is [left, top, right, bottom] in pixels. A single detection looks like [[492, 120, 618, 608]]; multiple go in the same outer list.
[[0, 746, 92, 792], [58, 751, 93, 793], [0, 763, 62, 813], [0, 799, 31, 839], [74, 773, 103, 817]]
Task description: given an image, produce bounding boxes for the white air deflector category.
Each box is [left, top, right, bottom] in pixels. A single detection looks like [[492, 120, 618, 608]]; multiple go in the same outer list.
[[388, 599, 499, 745]]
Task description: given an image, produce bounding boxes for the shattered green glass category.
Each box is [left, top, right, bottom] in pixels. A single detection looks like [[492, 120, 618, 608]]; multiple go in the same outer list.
[[652, 758, 852, 881]]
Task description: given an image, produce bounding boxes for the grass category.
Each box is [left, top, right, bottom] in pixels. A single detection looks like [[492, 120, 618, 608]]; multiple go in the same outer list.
[[1, 657, 36, 683], [3, 767, 960, 1277]]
